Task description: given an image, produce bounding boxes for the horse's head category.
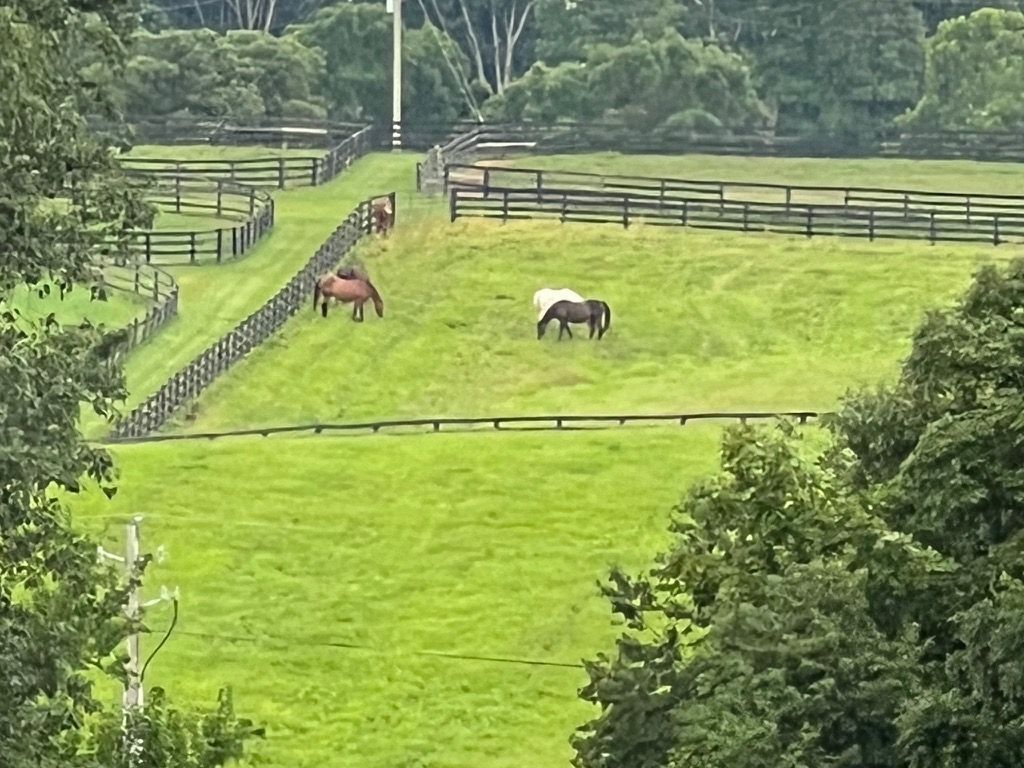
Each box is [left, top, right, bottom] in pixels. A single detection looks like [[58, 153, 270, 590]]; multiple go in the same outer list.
[[537, 319, 547, 339]]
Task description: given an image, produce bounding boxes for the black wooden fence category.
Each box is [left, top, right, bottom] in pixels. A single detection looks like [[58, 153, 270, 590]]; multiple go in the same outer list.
[[116, 177, 276, 265], [104, 410, 821, 445], [449, 178, 1024, 246], [119, 125, 378, 189], [110, 192, 396, 439], [99, 262, 180, 351]]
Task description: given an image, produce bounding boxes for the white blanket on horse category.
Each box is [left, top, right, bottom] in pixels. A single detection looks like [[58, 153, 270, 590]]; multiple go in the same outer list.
[[533, 288, 585, 320]]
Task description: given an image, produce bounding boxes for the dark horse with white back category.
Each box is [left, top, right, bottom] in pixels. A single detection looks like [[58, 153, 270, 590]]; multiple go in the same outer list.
[[537, 299, 611, 340]]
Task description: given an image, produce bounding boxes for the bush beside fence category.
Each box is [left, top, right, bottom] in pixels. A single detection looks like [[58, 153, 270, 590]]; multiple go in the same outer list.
[[109, 192, 396, 439]]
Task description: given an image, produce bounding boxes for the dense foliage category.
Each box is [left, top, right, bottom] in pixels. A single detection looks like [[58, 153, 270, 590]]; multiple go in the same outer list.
[[0, 0, 259, 765], [901, 8, 1024, 132], [109, 1, 1024, 138], [573, 257, 1024, 767]]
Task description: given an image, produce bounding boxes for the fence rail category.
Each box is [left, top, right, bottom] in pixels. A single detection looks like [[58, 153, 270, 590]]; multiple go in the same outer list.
[[449, 183, 1024, 245], [110, 192, 396, 439], [112, 177, 276, 265], [119, 126, 378, 189], [104, 409, 821, 444], [445, 163, 1024, 216], [98, 261, 180, 351]]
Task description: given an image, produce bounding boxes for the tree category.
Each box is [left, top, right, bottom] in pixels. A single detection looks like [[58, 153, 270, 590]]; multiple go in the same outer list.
[[0, 0, 258, 764], [575, 257, 1024, 767], [532, 0, 684, 65], [736, 0, 925, 137], [289, 3, 471, 124], [483, 32, 767, 131], [900, 8, 1024, 132], [407, 0, 538, 98], [108, 28, 326, 120]]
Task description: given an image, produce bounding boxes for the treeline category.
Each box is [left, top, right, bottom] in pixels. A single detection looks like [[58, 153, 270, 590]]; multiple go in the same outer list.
[[121, 0, 1024, 138]]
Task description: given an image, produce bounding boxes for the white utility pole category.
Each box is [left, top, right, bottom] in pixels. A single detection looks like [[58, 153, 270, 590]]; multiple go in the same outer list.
[[124, 516, 143, 712], [387, 0, 403, 149]]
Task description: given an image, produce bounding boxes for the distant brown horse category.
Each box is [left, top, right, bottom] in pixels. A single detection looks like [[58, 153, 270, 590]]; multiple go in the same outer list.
[[372, 198, 394, 236], [313, 274, 384, 322]]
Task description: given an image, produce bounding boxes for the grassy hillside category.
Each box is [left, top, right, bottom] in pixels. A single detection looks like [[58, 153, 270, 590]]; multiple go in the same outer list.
[[75, 426, 728, 768], [505, 152, 1024, 196], [175, 216, 1014, 432]]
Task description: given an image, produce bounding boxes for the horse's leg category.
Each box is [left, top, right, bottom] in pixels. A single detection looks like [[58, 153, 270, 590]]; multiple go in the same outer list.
[[321, 300, 329, 318], [588, 317, 597, 338]]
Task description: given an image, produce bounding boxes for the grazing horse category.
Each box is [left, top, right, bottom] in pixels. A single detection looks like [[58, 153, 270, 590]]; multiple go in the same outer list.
[[371, 198, 394, 236], [537, 299, 612, 340], [533, 287, 584, 320], [313, 273, 384, 322]]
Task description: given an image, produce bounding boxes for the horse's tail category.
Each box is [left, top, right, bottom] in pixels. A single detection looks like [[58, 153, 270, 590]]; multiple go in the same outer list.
[[312, 277, 322, 311], [602, 302, 612, 333], [365, 279, 384, 317]]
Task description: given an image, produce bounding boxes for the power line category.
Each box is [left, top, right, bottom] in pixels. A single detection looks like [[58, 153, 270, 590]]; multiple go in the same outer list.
[[175, 628, 586, 670]]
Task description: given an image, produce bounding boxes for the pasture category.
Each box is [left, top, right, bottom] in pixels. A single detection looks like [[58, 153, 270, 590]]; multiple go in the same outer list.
[[77, 427, 724, 768], [72, 146, 1024, 768]]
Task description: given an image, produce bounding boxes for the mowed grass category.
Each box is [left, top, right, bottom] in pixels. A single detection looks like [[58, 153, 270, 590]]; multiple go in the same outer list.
[[177, 214, 1018, 432], [507, 152, 1024, 199], [8, 282, 149, 327], [82, 152, 420, 437], [74, 426, 726, 768]]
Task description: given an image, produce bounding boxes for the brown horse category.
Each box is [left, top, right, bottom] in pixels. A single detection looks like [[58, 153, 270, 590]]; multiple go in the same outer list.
[[312, 274, 384, 322], [372, 198, 394, 236]]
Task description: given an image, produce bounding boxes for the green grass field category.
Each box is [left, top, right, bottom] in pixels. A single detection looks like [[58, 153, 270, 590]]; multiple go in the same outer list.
[[505, 152, 1024, 197], [9, 282, 150, 327], [176, 216, 1013, 433], [71, 148, 1024, 768], [76, 427, 725, 768]]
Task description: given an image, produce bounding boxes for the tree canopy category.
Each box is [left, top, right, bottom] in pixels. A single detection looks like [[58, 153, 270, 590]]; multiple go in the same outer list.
[[574, 257, 1024, 767], [900, 8, 1024, 132], [0, 0, 259, 765]]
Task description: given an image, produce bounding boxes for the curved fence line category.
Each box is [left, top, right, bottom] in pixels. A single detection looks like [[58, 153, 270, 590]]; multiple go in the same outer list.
[[109, 192, 396, 439], [118, 176, 276, 265], [98, 261, 180, 352], [119, 125, 378, 189], [103, 410, 823, 445]]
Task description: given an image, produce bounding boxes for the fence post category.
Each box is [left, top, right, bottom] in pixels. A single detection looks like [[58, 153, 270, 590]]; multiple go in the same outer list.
[[216, 180, 223, 217], [536, 171, 543, 205], [623, 197, 630, 229], [232, 226, 238, 256], [175, 175, 182, 213], [806, 207, 814, 238], [311, 158, 320, 187], [502, 190, 510, 222], [217, 229, 223, 263], [785, 187, 792, 212], [903, 193, 909, 220], [869, 209, 875, 241], [134, 264, 140, 294], [682, 200, 688, 226], [966, 197, 972, 226], [718, 183, 725, 216], [145, 232, 152, 264], [443, 166, 451, 195], [929, 212, 936, 243], [560, 193, 568, 224], [660, 179, 667, 208], [743, 203, 750, 231], [278, 157, 286, 189], [994, 215, 1001, 246], [483, 168, 491, 198], [190, 232, 197, 264]]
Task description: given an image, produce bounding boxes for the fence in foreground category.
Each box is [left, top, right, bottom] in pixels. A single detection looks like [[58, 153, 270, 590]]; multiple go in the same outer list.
[[104, 410, 821, 444], [109, 192, 396, 439], [449, 183, 1024, 245]]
